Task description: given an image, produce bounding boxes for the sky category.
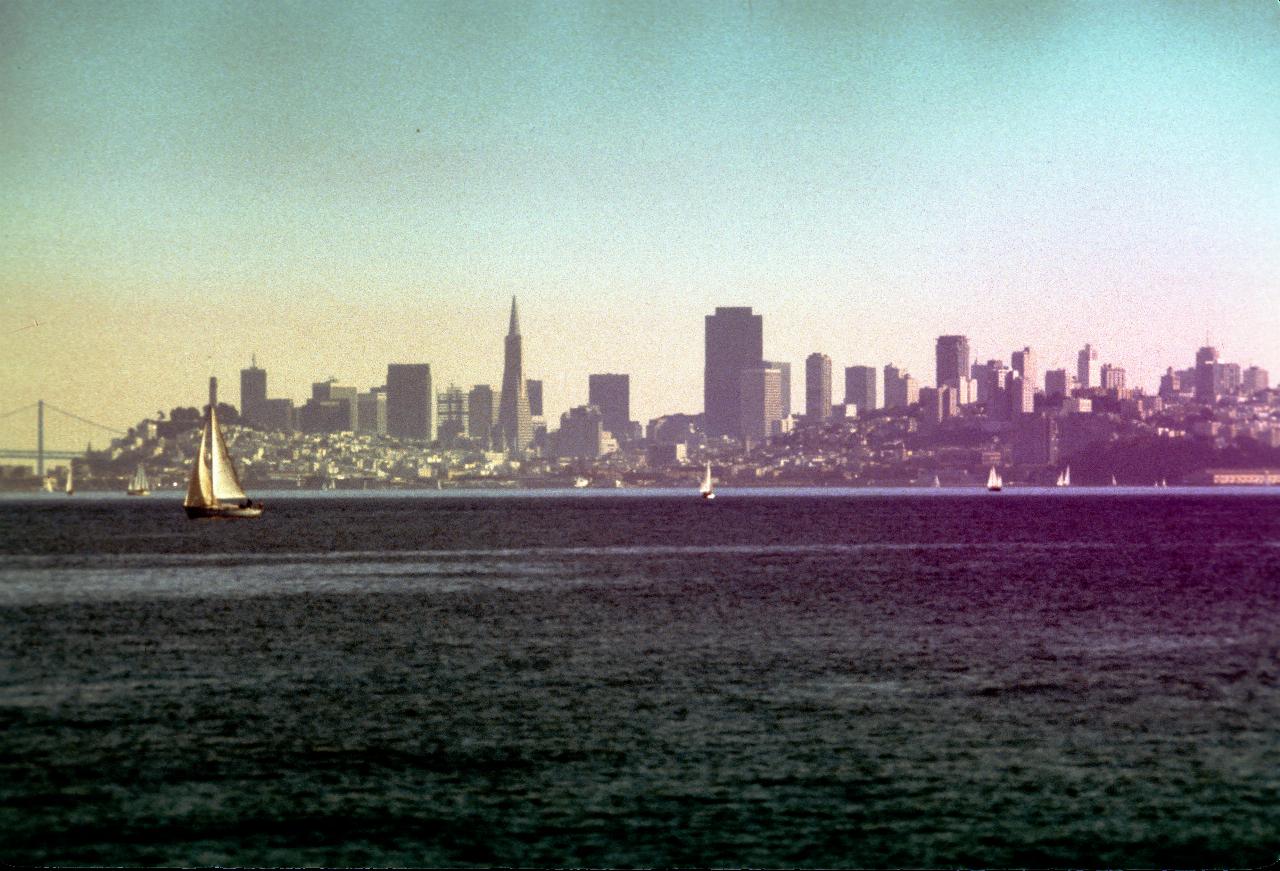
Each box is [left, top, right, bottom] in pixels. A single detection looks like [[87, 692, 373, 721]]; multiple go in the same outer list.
[[2, 0, 1278, 450]]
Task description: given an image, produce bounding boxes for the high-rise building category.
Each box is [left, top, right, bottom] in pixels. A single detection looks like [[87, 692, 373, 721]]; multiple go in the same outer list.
[[526, 379, 543, 418], [260, 398, 294, 432], [357, 389, 387, 436], [936, 336, 970, 388], [468, 385, 496, 450], [1011, 347, 1036, 415], [1100, 364, 1126, 391], [884, 364, 919, 409], [437, 384, 469, 448], [386, 363, 433, 440], [805, 353, 832, 421], [1044, 369, 1070, 399], [704, 307, 764, 440], [844, 366, 876, 416], [739, 365, 783, 447], [239, 356, 266, 428], [764, 361, 791, 418], [554, 404, 615, 460], [1243, 366, 1270, 394], [588, 373, 630, 439], [498, 298, 533, 456], [1077, 344, 1100, 389], [1194, 346, 1219, 403], [303, 380, 358, 432]]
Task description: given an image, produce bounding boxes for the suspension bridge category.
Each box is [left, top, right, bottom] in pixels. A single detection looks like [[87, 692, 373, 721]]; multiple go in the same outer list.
[[0, 401, 126, 475]]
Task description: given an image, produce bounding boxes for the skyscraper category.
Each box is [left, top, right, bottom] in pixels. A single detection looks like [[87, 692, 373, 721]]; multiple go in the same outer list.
[[704, 307, 764, 440], [844, 366, 876, 416], [498, 297, 533, 456], [468, 385, 496, 450], [1011, 347, 1036, 415], [805, 353, 832, 421], [1194, 346, 1219, 403], [386, 363, 433, 440], [357, 389, 387, 436], [936, 336, 970, 388], [1100, 364, 1126, 391], [437, 384, 469, 448], [739, 365, 783, 447], [588, 373, 630, 438], [1044, 369, 1070, 399], [764, 361, 791, 418], [884, 364, 918, 409], [1243, 366, 1270, 394], [1077, 344, 1100, 389], [526, 379, 543, 418], [239, 356, 266, 428]]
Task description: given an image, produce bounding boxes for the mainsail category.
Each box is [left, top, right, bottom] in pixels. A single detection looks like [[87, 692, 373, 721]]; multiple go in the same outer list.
[[208, 405, 247, 503], [130, 464, 149, 492], [700, 462, 713, 495]]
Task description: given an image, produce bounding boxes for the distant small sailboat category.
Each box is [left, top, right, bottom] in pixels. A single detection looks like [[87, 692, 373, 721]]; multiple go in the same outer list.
[[65, 463, 74, 496], [700, 461, 716, 500], [41, 477, 55, 493], [184, 377, 262, 519], [1110, 474, 1118, 487], [1160, 478, 1168, 488], [127, 463, 150, 496], [932, 475, 941, 488], [1055, 466, 1071, 487], [572, 476, 590, 489], [986, 466, 1002, 492]]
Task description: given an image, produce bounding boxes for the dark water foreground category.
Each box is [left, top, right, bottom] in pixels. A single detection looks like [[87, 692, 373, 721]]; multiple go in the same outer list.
[[1, 492, 1278, 867]]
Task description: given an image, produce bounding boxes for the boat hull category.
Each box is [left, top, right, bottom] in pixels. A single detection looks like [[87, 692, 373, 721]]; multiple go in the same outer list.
[[184, 504, 264, 519], [126, 489, 150, 497]]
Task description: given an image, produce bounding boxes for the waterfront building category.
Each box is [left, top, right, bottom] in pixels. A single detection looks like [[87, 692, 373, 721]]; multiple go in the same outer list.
[[588, 373, 631, 440], [498, 298, 533, 456], [387, 363, 433, 441], [844, 366, 877, 416], [935, 335, 970, 389], [704, 307, 764, 440], [805, 353, 832, 422], [739, 365, 784, 447]]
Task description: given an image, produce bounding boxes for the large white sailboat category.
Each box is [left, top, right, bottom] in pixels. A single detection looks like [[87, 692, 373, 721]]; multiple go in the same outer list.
[[126, 463, 151, 496], [184, 378, 262, 519], [700, 461, 715, 500], [986, 466, 1002, 492]]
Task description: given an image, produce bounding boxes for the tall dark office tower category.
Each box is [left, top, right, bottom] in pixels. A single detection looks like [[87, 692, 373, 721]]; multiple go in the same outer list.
[[386, 363, 433, 440], [805, 353, 832, 421], [936, 335, 970, 388], [704, 307, 763, 440], [498, 297, 533, 456], [525, 380, 543, 418], [468, 385, 496, 449], [1194, 346, 1219, 403], [844, 366, 877, 416], [239, 356, 266, 427], [588, 373, 631, 438]]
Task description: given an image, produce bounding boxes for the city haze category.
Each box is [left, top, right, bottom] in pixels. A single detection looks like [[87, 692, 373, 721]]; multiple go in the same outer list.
[[3, 1, 1278, 449]]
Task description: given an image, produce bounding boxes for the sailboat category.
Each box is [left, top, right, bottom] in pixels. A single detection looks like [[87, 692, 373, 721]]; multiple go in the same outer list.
[[1110, 474, 1118, 487], [700, 461, 716, 500], [184, 377, 262, 519], [986, 466, 1002, 492], [932, 475, 941, 488], [1055, 466, 1071, 487], [65, 463, 74, 496], [127, 463, 150, 496]]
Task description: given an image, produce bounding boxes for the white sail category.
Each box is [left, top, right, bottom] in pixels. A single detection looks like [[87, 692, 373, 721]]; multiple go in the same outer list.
[[987, 466, 1000, 489], [932, 475, 941, 488], [184, 419, 214, 507], [130, 464, 149, 491], [209, 405, 248, 503], [1111, 474, 1117, 487], [700, 462, 713, 495], [65, 463, 74, 494], [1063, 466, 1071, 487]]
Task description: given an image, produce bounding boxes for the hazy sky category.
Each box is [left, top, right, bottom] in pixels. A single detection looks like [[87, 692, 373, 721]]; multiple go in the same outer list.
[[3, 0, 1277, 449]]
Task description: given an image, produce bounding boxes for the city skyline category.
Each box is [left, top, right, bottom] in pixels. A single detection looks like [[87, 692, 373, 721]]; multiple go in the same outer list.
[[3, 1, 1278, 446]]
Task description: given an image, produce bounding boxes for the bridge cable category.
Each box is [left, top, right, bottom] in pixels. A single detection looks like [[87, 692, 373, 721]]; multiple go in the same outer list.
[[43, 403, 126, 435], [0, 402, 39, 420]]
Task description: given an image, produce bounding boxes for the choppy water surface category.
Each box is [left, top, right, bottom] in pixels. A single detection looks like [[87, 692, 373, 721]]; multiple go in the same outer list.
[[2, 493, 1278, 867]]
